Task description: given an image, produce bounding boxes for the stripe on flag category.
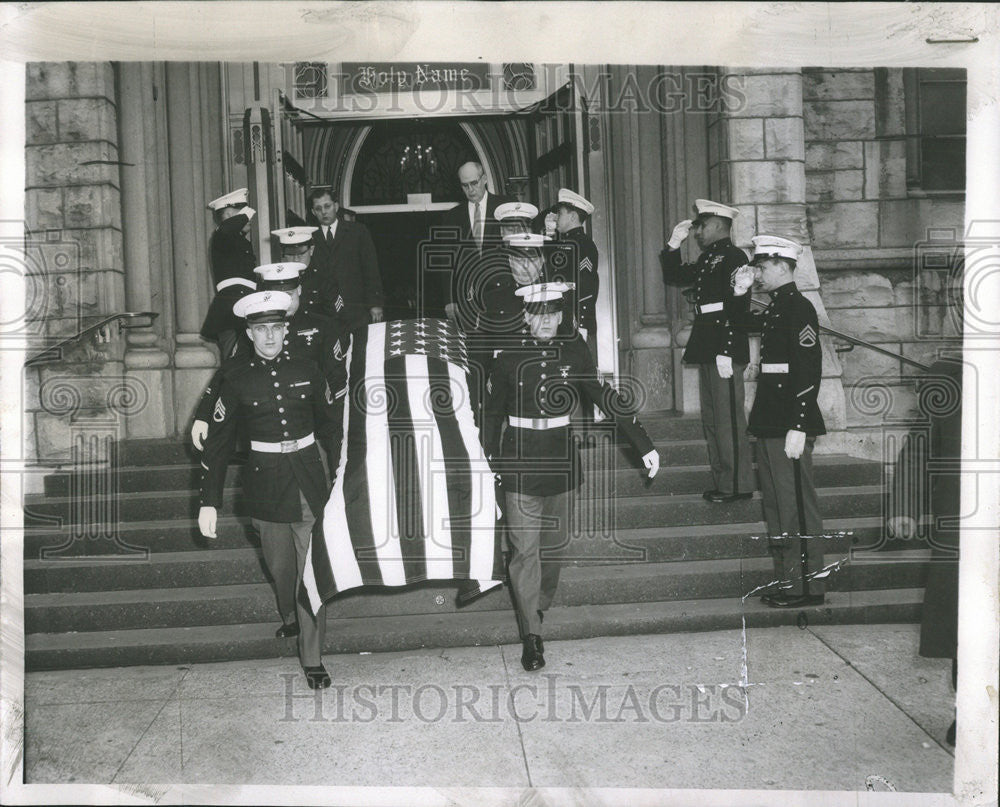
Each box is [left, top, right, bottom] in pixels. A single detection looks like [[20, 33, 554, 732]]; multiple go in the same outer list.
[[304, 318, 499, 613]]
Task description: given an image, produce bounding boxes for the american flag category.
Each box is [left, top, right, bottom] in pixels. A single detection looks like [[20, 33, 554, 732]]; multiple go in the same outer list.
[[302, 319, 502, 612]]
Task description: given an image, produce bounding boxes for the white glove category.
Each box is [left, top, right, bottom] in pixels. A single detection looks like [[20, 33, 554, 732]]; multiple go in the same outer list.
[[887, 516, 917, 540], [191, 419, 208, 451], [667, 219, 693, 250], [784, 429, 807, 460], [578, 326, 589, 341], [198, 506, 218, 539], [242, 206, 256, 221], [544, 212, 557, 237], [732, 264, 756, 296], [641, 449, 660, 479], [716, 355, 733, 379], [444, 302, 458, 320]]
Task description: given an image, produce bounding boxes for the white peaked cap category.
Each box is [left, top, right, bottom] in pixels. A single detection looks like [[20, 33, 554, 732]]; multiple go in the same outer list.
[[751, 235, 803, 261], [558, 188, 594, 216], [515, 281, 576, 304], [253, 262, 307, 283], [495, 201, 539, 221], [272, 226, 318, 245], [503, 232, 551, 247], [208, 188, 249, 211], [232, 290, 292, 322], [693, 199, 740, 220]]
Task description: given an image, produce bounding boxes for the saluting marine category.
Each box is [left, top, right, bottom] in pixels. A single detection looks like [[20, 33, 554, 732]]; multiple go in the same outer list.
[[200, 188, 257, 360], [732, 235, 826, 608], [662, 199, 755, 503], [197, 290, 338, 690], [483, 282, 660, 672]]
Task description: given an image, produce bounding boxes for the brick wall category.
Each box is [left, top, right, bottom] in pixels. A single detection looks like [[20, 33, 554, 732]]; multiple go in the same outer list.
[[24, 63, 128, 463]]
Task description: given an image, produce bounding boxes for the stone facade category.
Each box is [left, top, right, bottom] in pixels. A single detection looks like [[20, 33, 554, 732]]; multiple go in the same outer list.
[[22, 62, 964, 469], [802, 68, 963, 461], [24, 63, 129, 467]]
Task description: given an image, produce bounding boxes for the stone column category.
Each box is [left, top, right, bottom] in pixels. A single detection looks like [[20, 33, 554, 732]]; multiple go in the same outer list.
[[165, 62, 226, 425], [719, 68, 847, 449], [24, 62, 129, 463], [604, 65, 710, 412], [118, 62, 175, 438]]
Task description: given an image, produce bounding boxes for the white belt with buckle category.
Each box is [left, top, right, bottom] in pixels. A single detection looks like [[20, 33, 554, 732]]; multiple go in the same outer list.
[[508, 415, 570, 430], [250, 433, 316, 453], [217, 277, 256, 293], [761, 363, 789, 374], [699, 302, 724, 314]]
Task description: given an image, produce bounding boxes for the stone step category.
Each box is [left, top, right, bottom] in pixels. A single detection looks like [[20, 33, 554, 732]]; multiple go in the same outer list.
[[24, 550, 929, 634], [24, 517, 902, 593], [42, 451, 882, 498], [24, 481, 884, 531], [24, 587, 925, 671]]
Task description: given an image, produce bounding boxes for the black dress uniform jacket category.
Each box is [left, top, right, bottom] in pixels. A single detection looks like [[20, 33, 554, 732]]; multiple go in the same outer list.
[[201, 213, 257, 341], [484, 334, 654, 496], [199, 354, 337, 523], [738, 282, 826, 437], [194, 309, 349, 425], [661, 237, 750, 364], [559, 227, 599, 336]]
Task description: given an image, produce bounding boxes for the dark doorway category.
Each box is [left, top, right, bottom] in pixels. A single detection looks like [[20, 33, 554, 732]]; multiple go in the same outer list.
[[357, 211, 450, 321]]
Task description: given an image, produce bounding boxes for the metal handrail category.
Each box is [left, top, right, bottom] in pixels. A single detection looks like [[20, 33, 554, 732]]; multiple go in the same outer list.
[[744, 297, 931, 372], [680, 287, 931, 372], [25, 311, 159, 367]]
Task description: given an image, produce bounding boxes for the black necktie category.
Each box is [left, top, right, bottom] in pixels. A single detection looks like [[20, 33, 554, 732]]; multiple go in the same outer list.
[[325, 226, 334, 248]]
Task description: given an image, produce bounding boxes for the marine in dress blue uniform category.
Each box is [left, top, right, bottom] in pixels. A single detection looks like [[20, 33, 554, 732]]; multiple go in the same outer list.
[[553, 189, 600, 358], [732, 236, 826, 608], [662, 199, 756, 503], [197, 290, 337, 689], [200, 188, 257, 359], [483, 282, 660, 671], [272, 226, 348, 322]]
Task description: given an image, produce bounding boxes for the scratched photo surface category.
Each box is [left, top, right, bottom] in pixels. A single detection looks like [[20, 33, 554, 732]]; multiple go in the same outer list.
[[2, 4, 996, 807]]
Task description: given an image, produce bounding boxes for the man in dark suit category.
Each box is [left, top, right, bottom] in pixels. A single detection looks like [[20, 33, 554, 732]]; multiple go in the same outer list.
[[306, 188, 384, 333], [439, 161, 513, 323]]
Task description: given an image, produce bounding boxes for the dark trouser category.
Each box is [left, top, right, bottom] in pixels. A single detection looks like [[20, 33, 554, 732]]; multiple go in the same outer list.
[[756, 436, 825, 597], [251, 493, 326, 666], [698, 363, 755, 495], [504, 489, 571, 637]]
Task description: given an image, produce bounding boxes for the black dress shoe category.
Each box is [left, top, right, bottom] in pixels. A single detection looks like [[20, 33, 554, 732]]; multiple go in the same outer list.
[[767, 593, 825, 608], [706, 491, 754, 503], [702, 489, 721, 501], [760, 592, 786, 606], [304, 664, 331, 689], [521, 634, 545, 671], [275, 622, 300, 639]]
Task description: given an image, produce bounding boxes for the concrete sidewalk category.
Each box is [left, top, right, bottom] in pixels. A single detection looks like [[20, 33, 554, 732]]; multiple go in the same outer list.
[[23, 623, 955, 794]]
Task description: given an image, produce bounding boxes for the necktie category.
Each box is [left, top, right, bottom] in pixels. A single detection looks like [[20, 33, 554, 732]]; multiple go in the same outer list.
[[472, 202, 483, 250], [325, 226, 334, 248]]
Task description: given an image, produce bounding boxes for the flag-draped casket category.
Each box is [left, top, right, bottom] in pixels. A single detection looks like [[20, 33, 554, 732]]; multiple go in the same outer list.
[[302, 319, 501, 614]]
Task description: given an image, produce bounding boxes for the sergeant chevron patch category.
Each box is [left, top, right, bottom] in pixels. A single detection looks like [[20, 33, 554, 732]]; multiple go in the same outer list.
[[212, 398, 226, 422], [580, 257, 593, 272], [799, 324, 817, 347]]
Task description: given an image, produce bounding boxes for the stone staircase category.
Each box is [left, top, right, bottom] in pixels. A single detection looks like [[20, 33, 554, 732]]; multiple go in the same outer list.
[[23, 414, 927, 670]]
